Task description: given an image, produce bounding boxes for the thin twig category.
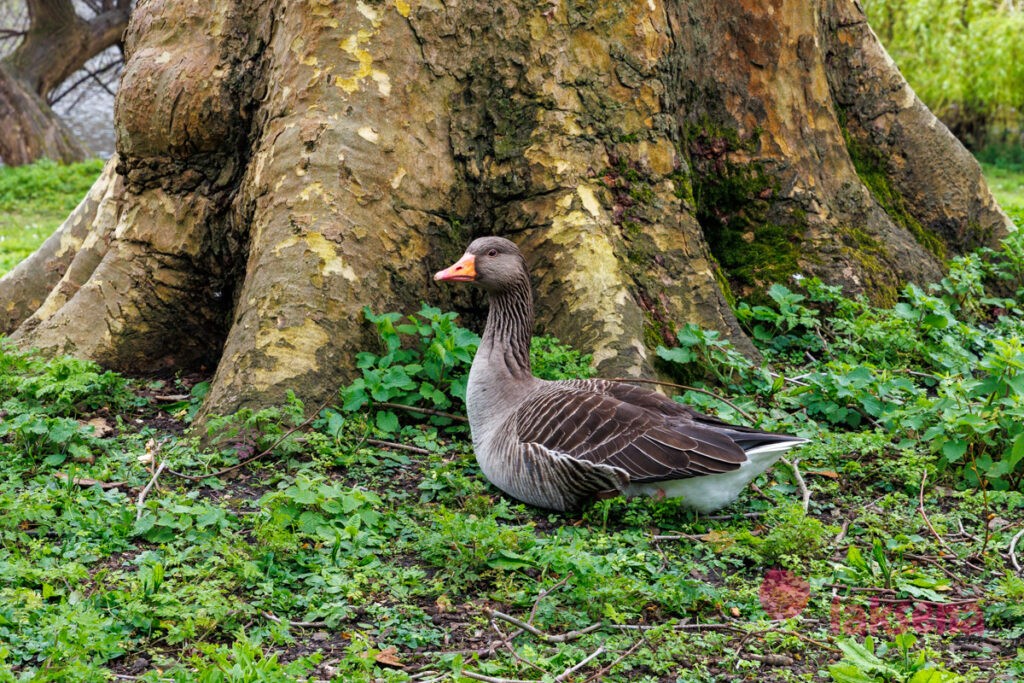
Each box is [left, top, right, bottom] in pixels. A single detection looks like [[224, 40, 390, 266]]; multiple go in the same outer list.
[[955, 517, 981, 543], [50, 58, 121, 104], [528, 572, 573, 624], [554, 646, 605, 682], [703, 511, 765, 520], [165, 397, 333, 481], [460, 672, 534, 683], [1009, 527, 1024, 574], [490, 621, 544, 675], [613, 621, 740, 633], [834, 519, 852, 545], [374, 401, 467, 422], [53, 472, 124, 489], [747, 653, 796, 666], [583, 635, 646, 682], [766, 370, 809, 387], [262, 611, 327, 628], [605, 377, 756, 423], [136, 461, 167, 521], [899, 553, 965, 583], [780, 456, 810, 512], [787, 629, 841, 654], [487, 610, 602, 643], [652, 533, 707, 542], [918, 471, 956, 557], [366, 438, 431, 455], [151, 393, 191, 403]]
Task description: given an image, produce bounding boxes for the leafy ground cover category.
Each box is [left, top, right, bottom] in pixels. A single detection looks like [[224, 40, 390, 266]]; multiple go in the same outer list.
[[0, 161, 1022, 681]]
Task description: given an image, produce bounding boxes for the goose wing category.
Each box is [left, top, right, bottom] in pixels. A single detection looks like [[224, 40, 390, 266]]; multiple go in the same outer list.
[[586, 379, 805, 452], [512, 382, 747, 485]]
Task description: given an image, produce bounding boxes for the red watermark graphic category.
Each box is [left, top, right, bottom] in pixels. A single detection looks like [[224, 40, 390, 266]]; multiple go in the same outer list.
[[759, 568, 810, 619], [758, 569, 983, 636], [829, 595, 984, 637]]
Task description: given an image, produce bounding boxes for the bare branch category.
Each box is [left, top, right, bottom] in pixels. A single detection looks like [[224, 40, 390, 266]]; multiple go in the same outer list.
[[49, 57, 120, 105], [918, 470, 956, 557], [554, 647, 605, 682], [374, 401, 467, 422], [136, 460, 167, 521], [1009, 527, 1024, 574], [780, 456, 810, 512], [165, 397, 334, 481], [487, 609, 602, 643], [261, 611, 327, 629], [366, 438, 431, 455], [460, 672, 534, 683]]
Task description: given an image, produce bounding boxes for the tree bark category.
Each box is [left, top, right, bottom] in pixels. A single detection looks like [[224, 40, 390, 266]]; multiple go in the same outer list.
[[0, 61, 88, 164], [0, 0, 130, 165], [0, 0, 1011, 421]]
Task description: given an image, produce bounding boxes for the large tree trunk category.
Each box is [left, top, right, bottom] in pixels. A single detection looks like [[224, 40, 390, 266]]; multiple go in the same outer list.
[[0, 0, 1011, 420], [0, 0, 131, 165]]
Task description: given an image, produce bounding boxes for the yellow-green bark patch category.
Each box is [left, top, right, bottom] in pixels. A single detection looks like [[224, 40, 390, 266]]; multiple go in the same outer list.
[[250, 318, 330, 391]]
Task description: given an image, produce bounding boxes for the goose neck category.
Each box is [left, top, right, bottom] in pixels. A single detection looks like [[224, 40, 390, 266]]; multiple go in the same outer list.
[[482, 278, 533, 380]]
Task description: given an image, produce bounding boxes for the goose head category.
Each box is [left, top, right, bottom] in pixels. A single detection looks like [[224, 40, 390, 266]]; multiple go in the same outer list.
[[434, 236, 529, 295]]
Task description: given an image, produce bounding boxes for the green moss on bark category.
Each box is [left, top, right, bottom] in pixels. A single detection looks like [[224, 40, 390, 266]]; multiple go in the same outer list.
[[687, 125, 804, 300], [842, 123, 947, 261]]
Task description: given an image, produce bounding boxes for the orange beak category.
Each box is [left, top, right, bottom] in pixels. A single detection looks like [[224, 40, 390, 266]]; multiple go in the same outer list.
[[434, 253, 476, 282]]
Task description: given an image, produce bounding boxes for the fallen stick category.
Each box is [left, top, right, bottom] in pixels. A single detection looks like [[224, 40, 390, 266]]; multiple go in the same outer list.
[[262, 611, 327, 628], [487, 609, 602, 643], [374, 401, 467, 423], [460, 672, 534, 683], [366, 438, 431, 455], [53, 472, 124, 489], [780, 456, 810, 512], [583, 635, 646, 682], [554, 646, 605, 682], [918, 471, 956, 557], [165, 397, 333, 481], [135, 460, 167, 521], [1009, 527, 1024, 574]]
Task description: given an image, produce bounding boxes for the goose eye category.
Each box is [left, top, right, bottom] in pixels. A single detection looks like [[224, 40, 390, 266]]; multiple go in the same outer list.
[[487, 249, 498, 257]]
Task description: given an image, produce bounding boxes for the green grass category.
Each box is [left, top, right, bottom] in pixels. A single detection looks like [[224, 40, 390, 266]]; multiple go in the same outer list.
[[1, 285, 1023, 681], [981, 162, 1024, 215], [1, 157, 1023, 682], [0, 158, 105, 274]]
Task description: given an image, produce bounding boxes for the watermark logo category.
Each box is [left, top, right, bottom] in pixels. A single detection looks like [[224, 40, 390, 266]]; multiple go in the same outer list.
[[758, 569, 983, 636], [759, 568, 810, 619]]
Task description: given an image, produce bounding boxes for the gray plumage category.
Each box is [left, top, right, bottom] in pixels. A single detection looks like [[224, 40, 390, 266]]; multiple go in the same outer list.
[[434, 236, 806, 512]]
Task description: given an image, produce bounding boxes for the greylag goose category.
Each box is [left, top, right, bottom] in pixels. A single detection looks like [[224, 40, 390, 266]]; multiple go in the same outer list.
[[434, 236, 806, 513]]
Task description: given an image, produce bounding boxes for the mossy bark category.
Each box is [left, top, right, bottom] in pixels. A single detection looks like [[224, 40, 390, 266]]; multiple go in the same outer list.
[[0, 0, 1012, 419]]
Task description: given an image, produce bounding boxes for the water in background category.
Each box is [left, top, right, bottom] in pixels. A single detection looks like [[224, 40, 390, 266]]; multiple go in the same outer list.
[[51, 46, 119, 159], [54, 83, 116, 159]]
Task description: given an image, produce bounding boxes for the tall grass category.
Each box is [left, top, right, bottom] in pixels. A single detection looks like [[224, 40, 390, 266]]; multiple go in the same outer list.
[[864, 0, 1024, 150]]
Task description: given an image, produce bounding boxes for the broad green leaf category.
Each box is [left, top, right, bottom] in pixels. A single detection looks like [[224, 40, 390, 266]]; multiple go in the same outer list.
[[376, 410, 399, 434], [827, 664, 880, 683]]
